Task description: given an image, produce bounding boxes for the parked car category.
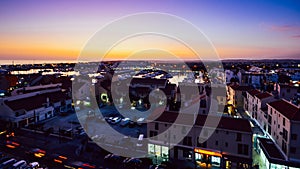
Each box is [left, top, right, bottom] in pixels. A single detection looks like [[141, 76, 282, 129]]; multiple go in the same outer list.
[[0, 157, 11, 164], [48, 154, 68, 166], [120, 118, 130, 127], [0, 158, 17, 169], [26, 148, 46, 159], [5, 141, 20, 149], [109, 117, 122, 124], [10, 160, 27, 169], [28, 162, 39, 169], [122, 158, 142, 169]]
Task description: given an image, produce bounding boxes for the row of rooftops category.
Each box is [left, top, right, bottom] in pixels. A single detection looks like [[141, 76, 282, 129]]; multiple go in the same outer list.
[[245, 88, 300, 121], [147, 110, 252, 133], [4, 91, 71, 111], [230, 83, 300, 121]]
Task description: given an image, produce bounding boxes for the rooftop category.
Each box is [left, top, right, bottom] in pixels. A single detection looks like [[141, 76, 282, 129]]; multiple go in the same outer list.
[[148, 111, 252, 133], [230, 85, 253, 91], [258, 137, 285, 162], [247, 89, 261, 97], [130, 78, 168, 87], [255, 92, 272, 100], [5, 91, 70, 111], [268, 99, 300, 121]]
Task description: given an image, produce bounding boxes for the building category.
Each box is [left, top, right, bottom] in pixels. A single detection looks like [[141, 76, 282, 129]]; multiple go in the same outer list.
[[244, 89, 261, 118], [267, 99, 300, 162], [253, 93, 275, 134], [240, 66, 265, 89], [227, 84, 253, 109], [225, 69, 241, 84], [244, 90, 275, 130], [0, 90, 72, 127], [147, 111, 253, 168], [257, 137, 299, 169], [274, 83, 299, 101]]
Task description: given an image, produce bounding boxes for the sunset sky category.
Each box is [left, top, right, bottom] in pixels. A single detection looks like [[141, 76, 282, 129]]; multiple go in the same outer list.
[[0, 0, 300, 62]]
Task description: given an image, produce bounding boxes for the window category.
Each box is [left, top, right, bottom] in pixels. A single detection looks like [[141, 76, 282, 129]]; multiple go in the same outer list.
[[183, 136, 192, 146], [290, 147, 296, 154], [215, 141, 218, 146], [196, 137, 207, 148], [236, 133, 242, 141], [150, 131, 158, 139], [225, 142, 228, 147], [291, 134, 297, 140], [283, 128, 288, 141], [268, 116, 272, 124], [268, 125, 271, 135], [238, 144, 249, 155], [155, 123, 159, 130], [283, 118, 285, 126]]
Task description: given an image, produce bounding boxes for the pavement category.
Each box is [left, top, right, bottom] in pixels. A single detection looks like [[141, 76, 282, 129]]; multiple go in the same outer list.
[[236, 108, 267, 169]]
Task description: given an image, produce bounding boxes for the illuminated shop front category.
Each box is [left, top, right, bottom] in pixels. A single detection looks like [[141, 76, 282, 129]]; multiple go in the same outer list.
[[148, 144, 169, 164], [194, 148, 222, 168], [194, 148, 252, 169]]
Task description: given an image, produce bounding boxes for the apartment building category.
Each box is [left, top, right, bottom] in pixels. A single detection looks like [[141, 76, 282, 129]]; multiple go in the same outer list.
[[147, 111, 253, 169], [244, 89, 261, 118], [228, 84, 253, 109], [267, 100, 300, 162], [274, 83, 299, 101]]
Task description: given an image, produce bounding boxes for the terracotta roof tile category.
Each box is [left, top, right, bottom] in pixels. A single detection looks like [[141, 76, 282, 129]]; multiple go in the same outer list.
[[148, 110, 252, 133], [247, 89, 261, 97], [268, 100, 300, 121], [230, 85, 253, 91], [255, 92, 272, 99]]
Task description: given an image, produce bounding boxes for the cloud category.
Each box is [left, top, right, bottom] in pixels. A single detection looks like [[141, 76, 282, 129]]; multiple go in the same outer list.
[[260, 22, 300, 32], [291, 35, 300, 39]]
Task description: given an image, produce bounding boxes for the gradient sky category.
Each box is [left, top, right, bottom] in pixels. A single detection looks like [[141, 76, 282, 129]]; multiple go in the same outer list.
[[0, 0, 300, 61]]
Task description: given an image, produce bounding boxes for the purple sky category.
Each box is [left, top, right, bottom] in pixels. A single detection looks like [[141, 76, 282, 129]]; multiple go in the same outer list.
[[0, 0, 299, 61]]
